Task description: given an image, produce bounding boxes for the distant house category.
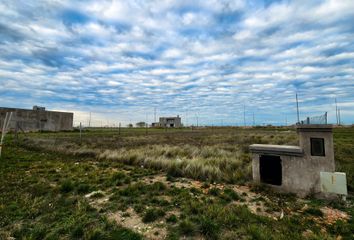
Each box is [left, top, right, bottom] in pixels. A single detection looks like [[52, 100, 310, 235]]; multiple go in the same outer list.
[[0, 106, 73, 132], [158, 115, 181, 128]]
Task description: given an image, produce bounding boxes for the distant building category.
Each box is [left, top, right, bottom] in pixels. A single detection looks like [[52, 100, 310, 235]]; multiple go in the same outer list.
[[151, 122, 159, 127], [158, 115, 181, 128], [32, 105, 46, 111], [0, 106, 73, 132]]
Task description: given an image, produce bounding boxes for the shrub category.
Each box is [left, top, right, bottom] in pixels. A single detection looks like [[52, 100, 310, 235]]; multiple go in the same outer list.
[[110, 172, 130, 186], [71, 224, 84, 238], [110, 228, 143, 240], [166, 214, 178, 224], [88, 229, 105, 240], [178, 220, 197, 236], [31, 183, 49, 197], [142, 208, 166, 223], [150, 181, 167, 192], [304, 207, 323, 217], [167, 163, 184, 178], [77, 184, 91, 194], [60, 180, 74, 193], [208, 188, 220, 196], [222, 188, 240, 201], [30, 224, 47, 240], [198, 216, 221, 239]]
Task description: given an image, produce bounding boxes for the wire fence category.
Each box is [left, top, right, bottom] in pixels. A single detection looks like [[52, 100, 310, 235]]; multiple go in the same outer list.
[[298, 112, 327, 125]]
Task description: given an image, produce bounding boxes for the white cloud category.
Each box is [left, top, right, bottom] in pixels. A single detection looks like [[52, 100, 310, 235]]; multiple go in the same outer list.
[[0, 0, 353, 125]]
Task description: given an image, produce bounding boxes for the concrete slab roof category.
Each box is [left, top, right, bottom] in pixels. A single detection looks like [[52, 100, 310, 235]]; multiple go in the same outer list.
[[0, 107, 73, 115], [296, 124, 333, 132], [249, 144, 304, 157]]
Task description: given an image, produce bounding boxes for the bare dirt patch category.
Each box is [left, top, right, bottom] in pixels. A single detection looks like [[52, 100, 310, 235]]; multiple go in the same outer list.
[[85, 190, 111, 209], [108, 208, 168, 240], [320, 207, 350, 225], [140, 174, 282, 218]]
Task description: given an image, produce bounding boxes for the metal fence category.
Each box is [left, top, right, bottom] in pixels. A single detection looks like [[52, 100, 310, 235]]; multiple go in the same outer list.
[[298, 112, 327, 125]]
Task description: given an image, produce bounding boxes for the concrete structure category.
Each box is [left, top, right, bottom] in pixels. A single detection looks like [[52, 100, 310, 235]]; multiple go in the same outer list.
[[0, 106, 73, 132], [250, 125, 335, 197], [151, 122, 159, 127], [158, 115, 182, 128]]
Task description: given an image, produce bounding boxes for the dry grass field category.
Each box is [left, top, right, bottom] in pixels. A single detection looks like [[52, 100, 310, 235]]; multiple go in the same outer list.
[[1, 127, 353, 239]]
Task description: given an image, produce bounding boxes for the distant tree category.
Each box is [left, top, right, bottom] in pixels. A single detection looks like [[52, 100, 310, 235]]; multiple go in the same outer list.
[[127, 123, 133, 128], [136, 122, 146, 128]]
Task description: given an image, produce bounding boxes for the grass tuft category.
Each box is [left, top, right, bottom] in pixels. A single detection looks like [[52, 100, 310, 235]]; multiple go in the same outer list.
[[60, 179, 75, 193], [142, 208, 166, 223]]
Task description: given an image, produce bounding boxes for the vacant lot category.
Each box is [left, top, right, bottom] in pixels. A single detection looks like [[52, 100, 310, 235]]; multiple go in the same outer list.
[[1, 127, 353, 239]]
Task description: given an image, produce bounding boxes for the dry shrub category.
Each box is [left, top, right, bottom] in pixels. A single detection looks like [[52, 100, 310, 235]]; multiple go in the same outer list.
[[98, 145, 250, 183]]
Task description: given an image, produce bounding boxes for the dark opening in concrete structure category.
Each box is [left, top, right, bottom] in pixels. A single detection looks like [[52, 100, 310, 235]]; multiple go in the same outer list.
[[260, 155, 282, 186], [311, 138, 325, 156]]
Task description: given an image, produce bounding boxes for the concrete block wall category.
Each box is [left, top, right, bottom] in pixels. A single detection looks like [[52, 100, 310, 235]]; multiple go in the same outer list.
[[0, 107, 73, 132]]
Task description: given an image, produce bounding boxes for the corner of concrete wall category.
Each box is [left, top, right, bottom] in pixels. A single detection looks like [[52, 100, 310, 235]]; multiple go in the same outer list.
[[251, 153, 260, 182]]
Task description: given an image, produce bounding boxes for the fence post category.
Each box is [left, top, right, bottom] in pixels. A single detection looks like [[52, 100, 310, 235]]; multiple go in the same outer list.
[[325, 112, 328, 124], [79, 122, 82, 144], [14, 122, 19, 143], [0, 112, 13, 158]]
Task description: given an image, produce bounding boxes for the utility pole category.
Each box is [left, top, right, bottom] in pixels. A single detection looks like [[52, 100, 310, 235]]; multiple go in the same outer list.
[[296, 93, 300, 124], [335, 98, 339, 125], [186, 110, 188, 127], [243, 104, 246, 126], [88, 112, 91, 128], [79, 122, 82, 144], [253, 112, 255, 126], [154, 107, 156, 123], [195, 113, 199, 128], [146, 112, 148, 134]]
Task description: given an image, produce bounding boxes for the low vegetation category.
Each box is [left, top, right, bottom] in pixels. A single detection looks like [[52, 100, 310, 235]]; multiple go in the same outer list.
[[0, 126, 353, 239], [18, 127, 298, 184]]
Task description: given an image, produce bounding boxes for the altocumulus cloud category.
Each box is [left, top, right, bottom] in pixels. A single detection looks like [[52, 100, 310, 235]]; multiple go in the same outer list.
[[0, 0, 353, 126]]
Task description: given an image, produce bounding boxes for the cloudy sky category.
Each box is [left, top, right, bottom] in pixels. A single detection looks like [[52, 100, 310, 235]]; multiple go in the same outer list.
[[0, 0, 353, 126]]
